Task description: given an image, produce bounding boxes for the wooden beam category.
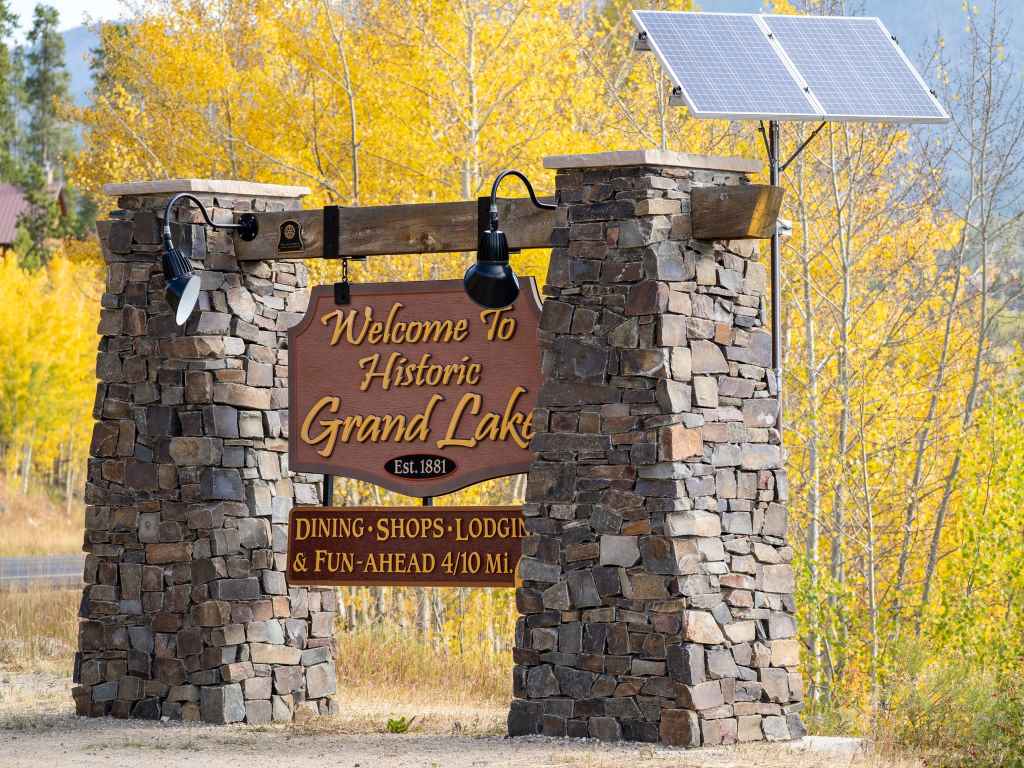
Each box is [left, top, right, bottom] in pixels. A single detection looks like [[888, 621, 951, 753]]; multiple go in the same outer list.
[[233, 197, 561, 261], [689, 184, 784, 241]]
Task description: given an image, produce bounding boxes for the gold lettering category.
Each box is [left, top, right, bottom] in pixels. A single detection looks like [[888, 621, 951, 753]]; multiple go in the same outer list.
[[358, 351, 482, 392], [480, 307, 516, 340], [323, 302, 472, 347], [300, 396, 341, 457], [407, 394, 442, 442], [437, 392, 481, 448]]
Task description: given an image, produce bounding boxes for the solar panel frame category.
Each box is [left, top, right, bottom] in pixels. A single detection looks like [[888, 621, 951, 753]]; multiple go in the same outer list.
[[632, 10, 950, 124], [761, 14, 950, 123], [632, 10, 822, 121]]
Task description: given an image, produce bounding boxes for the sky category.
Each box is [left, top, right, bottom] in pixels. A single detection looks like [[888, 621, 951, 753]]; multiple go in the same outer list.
[[699, 0, 1023, 62], [8, 0, 123, 37], [6, 1, 1019, 58]]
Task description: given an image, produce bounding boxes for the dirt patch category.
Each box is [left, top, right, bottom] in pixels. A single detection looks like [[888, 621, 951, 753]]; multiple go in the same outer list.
[[0, 672, 914, 768]]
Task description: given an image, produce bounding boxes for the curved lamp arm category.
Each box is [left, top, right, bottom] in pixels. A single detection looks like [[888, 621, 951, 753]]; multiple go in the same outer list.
[[162, 192, 258, 243], [487, 170, 557, 231]]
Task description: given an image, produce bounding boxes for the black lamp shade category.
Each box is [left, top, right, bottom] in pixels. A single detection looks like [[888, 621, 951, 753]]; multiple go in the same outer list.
[[166, 272, 201, 326], [464, 228, 520, 309], [162, 240, 201, 325]]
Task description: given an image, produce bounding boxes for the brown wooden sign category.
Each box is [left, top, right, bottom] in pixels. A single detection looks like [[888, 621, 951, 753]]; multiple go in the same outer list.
[[288, 279, 542, 497], [286, 506, 525, 587]]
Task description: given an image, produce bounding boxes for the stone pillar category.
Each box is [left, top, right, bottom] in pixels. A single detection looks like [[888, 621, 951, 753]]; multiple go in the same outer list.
[[75, 180, 338, 724], [511, 151, 804, 746]]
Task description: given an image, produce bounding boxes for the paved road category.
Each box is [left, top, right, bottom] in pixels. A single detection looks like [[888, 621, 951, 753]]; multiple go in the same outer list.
[[0, 554, 84, 590]]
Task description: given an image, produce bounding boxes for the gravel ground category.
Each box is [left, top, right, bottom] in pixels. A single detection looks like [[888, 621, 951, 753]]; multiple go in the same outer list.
[[0, 671, 902, 768]]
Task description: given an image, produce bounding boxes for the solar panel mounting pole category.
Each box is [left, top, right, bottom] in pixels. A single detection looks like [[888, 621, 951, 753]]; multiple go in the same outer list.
[[768, 120, 783, 410]]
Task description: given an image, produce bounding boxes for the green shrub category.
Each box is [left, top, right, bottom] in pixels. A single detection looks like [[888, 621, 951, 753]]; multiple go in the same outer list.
[[878, 653, 1024, 768], [386, 715, 417, 734]]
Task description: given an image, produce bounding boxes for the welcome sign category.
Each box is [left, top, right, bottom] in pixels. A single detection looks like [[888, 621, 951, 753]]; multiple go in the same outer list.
[[288, 279, 543, 496]]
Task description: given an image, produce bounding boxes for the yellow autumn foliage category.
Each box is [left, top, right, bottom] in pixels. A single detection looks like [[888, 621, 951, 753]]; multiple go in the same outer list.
[[34, 0, 1023, 744], [0, 251, 100, 488]]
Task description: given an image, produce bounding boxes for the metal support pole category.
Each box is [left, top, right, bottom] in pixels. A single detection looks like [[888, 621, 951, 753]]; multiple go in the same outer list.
[[768, 120, 783, 401], [323, 474, 334, 506], [422, 496, 433, 507]]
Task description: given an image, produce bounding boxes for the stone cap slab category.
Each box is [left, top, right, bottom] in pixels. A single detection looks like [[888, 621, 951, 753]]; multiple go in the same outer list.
[[103, 178, 311, 198], [544, 150, 761, 174]]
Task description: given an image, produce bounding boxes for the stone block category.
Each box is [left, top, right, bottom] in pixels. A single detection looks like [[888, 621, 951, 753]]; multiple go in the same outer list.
[[250, 643, 302, 665], [760, 667, 790, 703], [599, 535, 639, 567], [301, 646, 332, 666], [667, 643, 705, 685], [743, 398, 778, 427], [741, 444, 780, 470], [508, 699, 544, 736], [659, 424, 702, 460], [770, 638, 801, 667], [758, 564, 795, 594], [243, 676, 273, 700], [526, 665, 559, 698], [542, 582, 571, 610], [200, 684, 245, 724], [690, 340, 728, 374], [200, 468, 244, 501], [762, 715, 790, 741], [209, 577, 261, 601], [621, 572, 669, 600], [666, 511, 720, 537], [589, 716, 622, 741], [566, 570, 601, 608], [213, 383, 271, 409], [272, 694, 293, 722], [238, 518, 271, 548], [273, 666, 305, 695], [193, 600, 231, 627], [168, 437, 222, 466], [660, 709, 700, 747], [306, 662, 337, 699], [245, 699, 273, 725], [678, 679, 724, 710], [683, 611, 725, 644], [519, 557, 561, 584], [640, 536, 700, 575]]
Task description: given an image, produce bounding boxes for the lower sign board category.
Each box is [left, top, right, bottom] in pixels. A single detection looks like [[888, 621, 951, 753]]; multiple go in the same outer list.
[[286, 506, 525, 587]]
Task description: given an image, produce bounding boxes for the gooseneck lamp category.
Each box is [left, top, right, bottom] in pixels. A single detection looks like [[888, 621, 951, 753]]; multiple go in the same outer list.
[[464, 170, 556, 309], [161, 193, 258, 325]]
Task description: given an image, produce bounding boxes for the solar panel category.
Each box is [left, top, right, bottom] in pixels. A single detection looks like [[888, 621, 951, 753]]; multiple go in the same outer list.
[[632, 11, 820, 121], [632, 10, 949, 123], [762, 15, 948, 123]]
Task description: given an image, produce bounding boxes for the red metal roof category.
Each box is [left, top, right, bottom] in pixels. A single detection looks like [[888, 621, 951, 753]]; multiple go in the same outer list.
[[0, 183, 30, 247]]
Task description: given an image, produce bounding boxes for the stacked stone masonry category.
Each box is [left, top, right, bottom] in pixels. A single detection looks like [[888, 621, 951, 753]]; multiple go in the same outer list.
[[511, 154, 805, 746], [75, 181, 338, 724]]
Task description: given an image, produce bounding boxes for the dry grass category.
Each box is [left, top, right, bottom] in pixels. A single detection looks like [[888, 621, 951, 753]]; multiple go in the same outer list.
[[0, 598, 929, 768], [0, 590, 934, 768], [0, 588, 78, 673], [334, 625, 512, 707], [0, 476, 83, 556], [540, 743, 921, 768]]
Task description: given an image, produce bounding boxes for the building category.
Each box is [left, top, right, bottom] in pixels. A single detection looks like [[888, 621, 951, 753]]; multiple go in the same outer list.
[[0, 182, 68, 254]]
